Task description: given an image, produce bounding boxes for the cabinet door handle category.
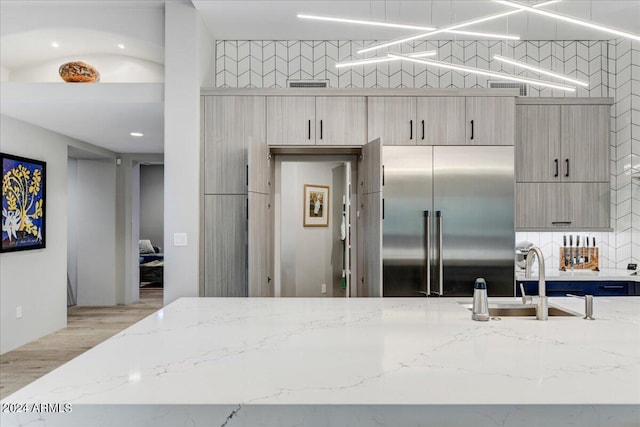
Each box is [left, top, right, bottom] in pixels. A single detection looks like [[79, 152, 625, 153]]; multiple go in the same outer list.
[[382, 165, 385, 186], [421, 120, 425, 140], [565, 159, 569, 177], [552, 221, 572, 225], [470, 120, 474, 140], [246, 165, 249, 187], [410, 120, 413, 140], [308, 119, 311, 140], [554, 159, 559, 177], [320, 119, 323, 140], [382, 198, 385, 220], [600, 285, 624, 289]]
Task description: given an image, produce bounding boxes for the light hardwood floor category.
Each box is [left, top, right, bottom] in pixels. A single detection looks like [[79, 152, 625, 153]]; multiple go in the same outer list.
[[0, 288, 163, 399]]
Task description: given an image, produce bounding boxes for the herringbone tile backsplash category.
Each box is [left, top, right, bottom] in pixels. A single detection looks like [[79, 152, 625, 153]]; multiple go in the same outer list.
[[215, 39, 639, 268]]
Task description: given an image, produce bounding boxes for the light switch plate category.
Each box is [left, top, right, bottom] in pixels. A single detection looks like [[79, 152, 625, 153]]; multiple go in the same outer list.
[[173, 233, 188, 247]]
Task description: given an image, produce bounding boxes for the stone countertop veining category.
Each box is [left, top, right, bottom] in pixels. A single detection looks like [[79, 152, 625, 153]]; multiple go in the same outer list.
[[2, 297, 639, 406], [516, 267, 640, 282]]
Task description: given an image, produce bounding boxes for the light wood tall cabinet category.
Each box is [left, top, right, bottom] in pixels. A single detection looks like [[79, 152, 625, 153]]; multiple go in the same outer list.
[[202, 95, 270, 297], [515, 99, 613, 230], [267, 96, 366, 145]]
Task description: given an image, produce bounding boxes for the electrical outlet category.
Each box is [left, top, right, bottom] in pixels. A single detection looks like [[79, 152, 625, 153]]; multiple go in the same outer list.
[[321, 284, 327, 294], [16, 306, 22, 319]]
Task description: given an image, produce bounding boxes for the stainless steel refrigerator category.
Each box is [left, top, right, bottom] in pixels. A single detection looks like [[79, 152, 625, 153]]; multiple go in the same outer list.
[[382, 146, 514, 297]]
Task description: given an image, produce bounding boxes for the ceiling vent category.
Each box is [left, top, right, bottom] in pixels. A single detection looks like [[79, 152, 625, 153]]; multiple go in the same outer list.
[[489, 81, 528, 96], [287, 80, 329, 88]]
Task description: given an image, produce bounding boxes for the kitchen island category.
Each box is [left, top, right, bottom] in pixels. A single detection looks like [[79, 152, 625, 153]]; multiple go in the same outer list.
[[2, 297, 639, 426]]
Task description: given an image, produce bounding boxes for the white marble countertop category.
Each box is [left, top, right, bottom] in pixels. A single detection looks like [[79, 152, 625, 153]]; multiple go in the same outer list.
[[3, 296, 639, 407], [516, 268, 640, 282]]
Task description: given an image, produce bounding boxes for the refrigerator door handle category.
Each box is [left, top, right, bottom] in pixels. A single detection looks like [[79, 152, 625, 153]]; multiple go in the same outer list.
[[424, 210, 431, 295], [436, 210, 443, 296]]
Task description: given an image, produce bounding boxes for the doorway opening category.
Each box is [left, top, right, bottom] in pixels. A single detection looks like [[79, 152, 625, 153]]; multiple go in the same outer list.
[[138, 163, 164, 298], [274, 155, 358, 297]]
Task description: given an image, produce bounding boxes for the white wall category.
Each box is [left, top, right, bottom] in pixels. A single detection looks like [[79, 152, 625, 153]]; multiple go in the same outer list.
[[75, 160, 116, 306], [139, 165, 164, 250], [163, 2, 201, 304], [8, 55, 164, 83], [279, 160, 353, 297], [0, 115, 68, 354], [0, 65, 10, 82], [67, 158, 78, 303]]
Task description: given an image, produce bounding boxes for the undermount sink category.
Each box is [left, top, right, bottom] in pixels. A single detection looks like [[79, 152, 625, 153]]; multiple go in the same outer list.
[[463, 303, 579, 317]]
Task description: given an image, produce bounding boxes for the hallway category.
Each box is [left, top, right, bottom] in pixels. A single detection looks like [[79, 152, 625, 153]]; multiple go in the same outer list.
[[0, 289, 162, 399]]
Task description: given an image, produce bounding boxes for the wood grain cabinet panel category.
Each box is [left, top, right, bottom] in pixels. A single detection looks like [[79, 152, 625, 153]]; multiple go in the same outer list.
[[266, 97, 316, 145], [367, 97, 417, 145], [315, 97, 367, 146], [417, 97, 466, 145], [516, 182, 610, 230], [561, 105, 610, 182], [515, 105, 561, 182], [248, 192, 272, 297], [204, 195, 247, 297], [466, 97, 515, 145], [203, 96, 265, 195]]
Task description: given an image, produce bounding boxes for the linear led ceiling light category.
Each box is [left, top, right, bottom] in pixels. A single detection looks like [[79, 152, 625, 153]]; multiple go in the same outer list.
[[357, 0, 559, 54], [335, 50, 437, 68], [494, 0, 640, 42], [493, 54, 589, 87], [297, 14, 520, 40], [388, 53, 576, 92]]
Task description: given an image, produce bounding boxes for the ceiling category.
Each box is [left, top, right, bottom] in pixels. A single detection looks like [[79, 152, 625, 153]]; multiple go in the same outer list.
[[194, 1, 640, 41], [1, 0, 639, 155]]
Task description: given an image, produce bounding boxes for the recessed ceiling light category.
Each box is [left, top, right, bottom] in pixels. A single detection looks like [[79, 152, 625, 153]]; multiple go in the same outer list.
[[51, 41, 60, 48], [117, 43, 125, 49], [130, 132, 144, 137]]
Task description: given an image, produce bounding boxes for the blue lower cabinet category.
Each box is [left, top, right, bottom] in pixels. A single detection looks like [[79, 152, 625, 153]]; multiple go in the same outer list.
[[516, 281, 633, 296]]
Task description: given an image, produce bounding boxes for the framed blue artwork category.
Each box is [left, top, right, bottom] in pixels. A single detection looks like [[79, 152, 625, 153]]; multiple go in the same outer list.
[[1, 153, 46, 252]]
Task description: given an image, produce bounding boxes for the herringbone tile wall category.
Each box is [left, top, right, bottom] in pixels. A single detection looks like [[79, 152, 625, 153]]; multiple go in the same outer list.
[[215, 39, 638, 270], [216, 40, 610, 98]]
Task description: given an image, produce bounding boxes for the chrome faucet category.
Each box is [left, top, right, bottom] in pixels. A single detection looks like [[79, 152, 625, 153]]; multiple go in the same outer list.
[[524, 246, 548, 321]]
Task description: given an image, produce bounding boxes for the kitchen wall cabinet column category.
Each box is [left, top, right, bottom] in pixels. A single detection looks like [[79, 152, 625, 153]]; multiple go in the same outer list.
[[515, 99, 612, 231], [202, 95, 267, 296]]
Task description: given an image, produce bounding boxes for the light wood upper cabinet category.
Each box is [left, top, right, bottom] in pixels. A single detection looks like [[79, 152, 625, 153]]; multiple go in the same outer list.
[[561, 105, 610, 182], [368, 96, 513, 146], [516, 104, 610, 183], [266, 96, 316, 145], [417, 97, 466, 145], [515, 105, 561, 182], [267, 96, 366, 145], [367, 97, 416, 145], [465, 97, 515, 145], [315, 97, 367, 145], [203, 96, 265, 194]]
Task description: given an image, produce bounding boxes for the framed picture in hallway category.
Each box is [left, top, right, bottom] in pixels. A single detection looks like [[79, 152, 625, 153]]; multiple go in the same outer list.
[[303, 184, 329, 227], [1, 153, 46, 253]]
